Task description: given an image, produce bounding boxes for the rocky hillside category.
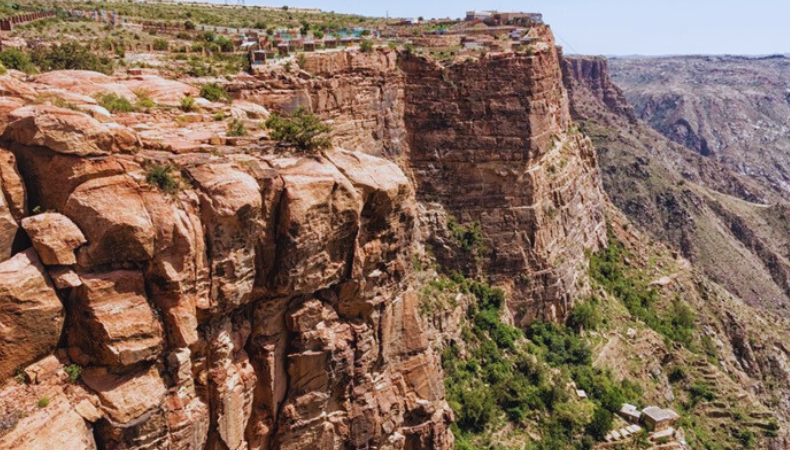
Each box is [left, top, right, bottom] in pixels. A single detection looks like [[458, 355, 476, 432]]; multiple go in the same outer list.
[[2, 10, 790, 450], [0, 68, 453, 449], [564, 55, 790, 314], [610, 55, 790, 195], [563, 54, 790, 449]]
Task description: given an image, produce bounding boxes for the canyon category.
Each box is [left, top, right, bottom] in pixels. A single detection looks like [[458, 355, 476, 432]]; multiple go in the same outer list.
[[0, 21, 611, 450], [0, 5, 790, 450]]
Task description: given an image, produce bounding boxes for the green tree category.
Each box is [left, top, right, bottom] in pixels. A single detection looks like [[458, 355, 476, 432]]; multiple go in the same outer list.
[[265, 107, 332, 152], [586, 406, 613, 441], [0, 48, 35, 73]]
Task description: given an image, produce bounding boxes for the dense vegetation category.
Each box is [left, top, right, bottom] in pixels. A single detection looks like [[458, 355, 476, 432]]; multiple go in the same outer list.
[[0, 42, 113, 74], [439, 273, 641, 450], [589, 229, 695, 347]]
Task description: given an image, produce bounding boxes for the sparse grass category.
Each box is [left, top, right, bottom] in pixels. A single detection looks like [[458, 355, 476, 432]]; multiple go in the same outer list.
[[146, 164, 180, 194], [97, 93, 135, 113], [180, 96, 197, 112], [64, 364, 82, 383], [226, 118, 248, 137]]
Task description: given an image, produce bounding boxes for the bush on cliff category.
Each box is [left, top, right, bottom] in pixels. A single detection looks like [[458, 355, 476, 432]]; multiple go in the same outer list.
[[97, 93, 136, 113], [145, 164, 180, 194], [265, 107, 332, 152], [199, 82, 229, 102], [153, 38, 169, 51], [589, 227, 696, 347], [31, 42, 114, 75]]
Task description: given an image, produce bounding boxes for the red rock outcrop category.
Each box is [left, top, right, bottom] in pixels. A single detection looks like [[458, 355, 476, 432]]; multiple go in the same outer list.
[[0, 21, 609, 449], [0, 249, 63, 380], [0, 137, 451, 449], [399, 26, 607, 323]]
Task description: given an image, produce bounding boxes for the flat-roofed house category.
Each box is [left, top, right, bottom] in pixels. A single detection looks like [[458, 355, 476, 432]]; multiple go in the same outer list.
[[642, 406, 680, 432], [618, 403, 642, 423]]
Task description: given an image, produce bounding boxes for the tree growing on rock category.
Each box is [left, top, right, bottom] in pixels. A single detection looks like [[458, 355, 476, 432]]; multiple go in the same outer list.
[[264, 107, 332, 152]]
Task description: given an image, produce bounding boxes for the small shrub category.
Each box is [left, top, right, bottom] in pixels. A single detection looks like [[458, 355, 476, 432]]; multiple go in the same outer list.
[[265, 107, 332, 152], [668, 366, 686, 383], [567, 297, 602, 332], [296, 53, 307, 70], [153, 38, 169, 51], [447, 218, 484, 255], [199, 83, 229, 102], [184, 20, 196, 30], [213, 111, 226, 121], [180, 96, 196, 112], [97, 93, 135, 113], [36, 397, 50, 408], [215, 36, 234, 52], [0, 48, 35, 73], [146, 164, 180, 194], [226, 118, 248, 137], [360, 39, 373, 53], [64, 364, 82, 383]]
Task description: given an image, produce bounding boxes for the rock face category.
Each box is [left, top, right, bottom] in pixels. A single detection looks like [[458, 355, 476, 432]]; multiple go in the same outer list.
[[234, 31, 606, 325], [0, 22, 609, 450], [399, 28, 607, 324], [610, 55, 790, 195], [561, 56, 635, 122], [0, 249, 63, 380], [564, 54, 790, 314], [0, 138, 451, 449]]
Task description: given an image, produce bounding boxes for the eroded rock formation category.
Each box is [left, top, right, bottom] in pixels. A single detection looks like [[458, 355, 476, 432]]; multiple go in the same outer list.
[[0, 23, 608, 450]]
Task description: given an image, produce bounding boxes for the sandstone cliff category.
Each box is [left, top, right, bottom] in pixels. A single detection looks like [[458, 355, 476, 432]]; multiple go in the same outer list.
[[232, 27, 607, 326], [0, 71, 452, 450], [0, 26, 615, 450]]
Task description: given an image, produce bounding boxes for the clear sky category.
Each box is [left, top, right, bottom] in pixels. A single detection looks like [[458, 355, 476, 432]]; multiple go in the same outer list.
[[243, 0, 790, 56]]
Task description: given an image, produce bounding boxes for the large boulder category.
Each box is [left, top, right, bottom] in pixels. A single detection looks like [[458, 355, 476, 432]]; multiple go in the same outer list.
[[21, 212, 86, 265], [186, 163, 264, 316], [82, 364, 167, 425], [4, 105, 114, 156], [68, 270, 163, 367], [142, 189, 208, 348], [0, 185, 18, 261], [0, 97, 26, 135], [0, 148, 27, 221], [0, 398, 98, 450], [10, 144, 125, 212], [267, 156, 361, 295], [0, 75, 37, 101], [0, 249, 63, 380], [64, 174, 155, 266]]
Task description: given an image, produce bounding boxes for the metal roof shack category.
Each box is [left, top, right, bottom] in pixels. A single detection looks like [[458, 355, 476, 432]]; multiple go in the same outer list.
[[642, 406, 680, 432]]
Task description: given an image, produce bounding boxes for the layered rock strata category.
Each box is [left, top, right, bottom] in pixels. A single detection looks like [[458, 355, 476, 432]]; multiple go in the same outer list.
[[0, 70, 452, 449]]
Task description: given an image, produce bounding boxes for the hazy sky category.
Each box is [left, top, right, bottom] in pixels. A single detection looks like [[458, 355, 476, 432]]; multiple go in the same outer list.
[[242, 0, 790, 56]]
